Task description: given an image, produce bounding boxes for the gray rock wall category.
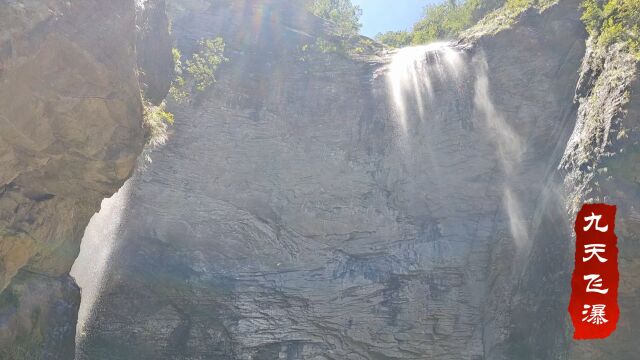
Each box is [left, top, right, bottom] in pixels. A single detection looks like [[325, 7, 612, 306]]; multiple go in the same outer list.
[[561, 40, 640, 360], [0, 0, 170, 357], [76, 1, 596, 359]]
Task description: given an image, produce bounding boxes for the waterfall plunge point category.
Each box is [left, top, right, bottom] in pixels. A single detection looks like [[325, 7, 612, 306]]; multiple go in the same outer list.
[[387, 42, 465, 137]]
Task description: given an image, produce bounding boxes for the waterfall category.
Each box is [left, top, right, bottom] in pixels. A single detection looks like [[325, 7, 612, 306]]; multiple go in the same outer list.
[[386, 42, 529, 249], [387, 42, 465, 136], [70, 180, 133, 341], [472, 54, 528, 248]]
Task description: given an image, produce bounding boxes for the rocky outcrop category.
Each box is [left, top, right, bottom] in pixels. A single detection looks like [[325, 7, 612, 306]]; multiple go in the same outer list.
[[0, 0, 171, 357], [560, 39, 639, 359], [459, 2, 590, 358], [137, 0, 174, 105], [75, 0, 603, 359]]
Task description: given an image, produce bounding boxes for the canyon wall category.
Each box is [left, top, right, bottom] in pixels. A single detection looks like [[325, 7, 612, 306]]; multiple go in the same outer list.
[[560, 38, 640, 360], [0, 0, 170, 357], [1, 0, 637, 358], [75, 1, 635, 359]]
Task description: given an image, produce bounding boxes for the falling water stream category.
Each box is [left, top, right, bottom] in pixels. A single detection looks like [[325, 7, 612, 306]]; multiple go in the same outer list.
[[71, 180, 133, 342], [386, 42, 529, 248], [387, 42, 466, 136]]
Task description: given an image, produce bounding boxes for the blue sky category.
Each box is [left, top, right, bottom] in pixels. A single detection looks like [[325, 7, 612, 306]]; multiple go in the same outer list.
[[352, 0, 443, 37]]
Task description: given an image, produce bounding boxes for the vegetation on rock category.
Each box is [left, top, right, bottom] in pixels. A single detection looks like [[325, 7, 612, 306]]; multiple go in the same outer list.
[[376, 0, 507, 46], [169, 37, 228, 102], [147, 37, 226, 150], [143, 101, 173, 149], [304, 0, 377, 57], [461, 0, 556, 40], [169, 48, 188, 103], [310, 0, 362, 37], [581, 0, 640, 58], [375, 30, 413, 48], [186, 38, 228, 91], [376, 0, 559, 47], [375, 0, 638, 51]]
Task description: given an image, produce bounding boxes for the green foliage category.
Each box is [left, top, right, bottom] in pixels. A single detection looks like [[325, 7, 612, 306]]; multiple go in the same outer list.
[[353, 38, 375, 54], [412, 0, 479, 43], [172, 48, 183, 74], [581, 0, 603, 32], [314, 37, 339, 53], [145, 38, 228, 149], [462, 0, 557, 40], [374, 31, 413, 48], [582, 0, 640, 58], [186, 37, 228, 92], [143, 101, 173, 148], [169, 37, 227, 102], [375, 0, 559, 47], [169, 48, 188, 103], [169, 75, 188, 103], [310, 0, 363, 37], [305, 0, 369, 56], [299, 36, 377, 58], [374, 0, 507, 46]]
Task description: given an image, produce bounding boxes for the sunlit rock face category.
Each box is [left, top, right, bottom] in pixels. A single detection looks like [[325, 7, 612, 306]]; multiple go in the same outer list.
[[0, 0, 168, 357], [561, 43, 640, 360], [77, 0, 588, 359]]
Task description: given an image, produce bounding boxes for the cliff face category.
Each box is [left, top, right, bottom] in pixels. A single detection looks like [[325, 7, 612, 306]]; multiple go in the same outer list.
[[561, 40, 640, 359], [0, 0, 170, 357], [3, 0, 635, 358], [73, 1, 625, 359], [136, 0, 174, 105]]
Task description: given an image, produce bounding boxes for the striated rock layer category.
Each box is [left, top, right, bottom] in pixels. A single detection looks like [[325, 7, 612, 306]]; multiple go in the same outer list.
[[75, 0, 632, 359], [561, 40, 640, 359], [0, 0, 170, 357]]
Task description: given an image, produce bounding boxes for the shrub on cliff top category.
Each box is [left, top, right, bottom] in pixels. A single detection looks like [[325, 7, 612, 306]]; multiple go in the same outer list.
[[376, 0, 508, 47], [304, 1, 375, 57], [311, 0, 362, 37], [376, 0, 559, 47], [582, 0, 640, 58]]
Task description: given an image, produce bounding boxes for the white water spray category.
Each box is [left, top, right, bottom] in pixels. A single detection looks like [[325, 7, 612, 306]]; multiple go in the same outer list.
[[473, 54, 528, 248], [71, 180, 133, 338], [386, 42, 529, 248], [387, 42, 465, 135]]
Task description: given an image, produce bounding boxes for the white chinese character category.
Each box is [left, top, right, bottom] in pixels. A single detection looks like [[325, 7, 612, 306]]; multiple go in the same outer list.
[[583, 244, 607, 263], [582, 304, 608, 325], [584, 274, 609, 294], [583, 212, 609, 232]]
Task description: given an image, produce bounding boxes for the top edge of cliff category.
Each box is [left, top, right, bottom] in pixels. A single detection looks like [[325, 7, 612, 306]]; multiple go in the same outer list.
[[459, 0, 562, 45]]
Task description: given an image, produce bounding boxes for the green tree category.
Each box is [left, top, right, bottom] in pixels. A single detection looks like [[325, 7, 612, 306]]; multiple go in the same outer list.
[[186, 37, 228, 91], [169, 48, 188, 103], [411, 0, 507, 44], [582, 0, 640, 57], [375, 31, 413, 48], [169, 37, 228, 102], [311, 0, 363, 37], [374, 0, 566, 47]]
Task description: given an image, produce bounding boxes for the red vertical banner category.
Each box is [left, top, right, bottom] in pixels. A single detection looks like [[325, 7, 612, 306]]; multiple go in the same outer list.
[[568, 203, 619, 339]]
